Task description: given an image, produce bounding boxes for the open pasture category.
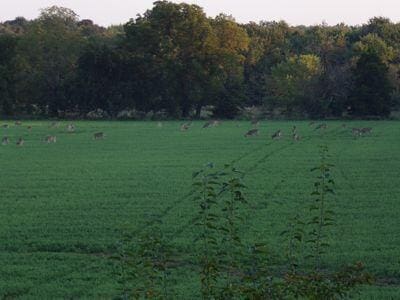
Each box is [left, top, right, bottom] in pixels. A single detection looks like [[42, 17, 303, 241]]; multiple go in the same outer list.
[[0, 120, 399, 298]]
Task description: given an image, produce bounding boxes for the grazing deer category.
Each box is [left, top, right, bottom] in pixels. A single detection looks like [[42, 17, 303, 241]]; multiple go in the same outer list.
[[351, 128, 361, 137], [293, 133, 301, 141], [202, 121, 213, 128], [212, 120, 220, 127], [2, 136, 10, 145], [180, 123, 191, 131], [51, 121, 60, 128], [271, 129, 282, 140], [67, 124, 75, 132], [315, 123, 327, 130], [15, 121, 22, 126], [2, 124, 9, 129], [360, 127, 372, 135], [251, 119, 260, 128], [45, 135, 57, 143], [16, 137, 24, 146], [27, 126, 32, 131], [93, 132, 105, 140], [203, 120, 220, 128], [244, 128, 259, 137]]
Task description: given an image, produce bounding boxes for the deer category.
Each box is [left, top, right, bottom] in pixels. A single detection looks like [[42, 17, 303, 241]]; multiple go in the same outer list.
[[203, 120, 220, 128], [212, 120, 220, 127], [16, 137, 24, 146], [244, 128, 259, 137], [315, 123, 327, 130], [50, 121, 60, 128], [45, 135, 57, 143], [67, 124, 75, 132], [2, 124, 9, 129], [251, 119, 260, 128], [27, 126, 32, 131], [271, 129, 282, 140], [157, 121, 163, 128], [2, 136, 10, 145], [94, 132, 105, 140], [293, 133, 301, 141], [15, 121, 22, 126], [351, 128, 361, 137], [360, 127, 372, 135], [202, 121, 213, 128], [180, 122, 191, 131]]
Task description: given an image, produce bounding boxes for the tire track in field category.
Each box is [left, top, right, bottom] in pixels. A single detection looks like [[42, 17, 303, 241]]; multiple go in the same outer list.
[[320, 124, 358, 191], [244, 140, 305, 174], [334, 125, 384, 191], [145, 124, 343, 233], [334, 139, 357, 191], [171, 138, 309, 239], [128, 136, 285, 235], [244, 124, 345, 175], [129, 142, 270, 234], [170, 125, 346, 239], [130, 124, 342, 238]]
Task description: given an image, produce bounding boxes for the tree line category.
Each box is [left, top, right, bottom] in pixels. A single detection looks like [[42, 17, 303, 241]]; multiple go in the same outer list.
[[0, 1, 399, 119]]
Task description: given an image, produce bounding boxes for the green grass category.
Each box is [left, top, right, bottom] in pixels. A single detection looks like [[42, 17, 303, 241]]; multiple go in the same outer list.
[[1, 120, 399, 298]]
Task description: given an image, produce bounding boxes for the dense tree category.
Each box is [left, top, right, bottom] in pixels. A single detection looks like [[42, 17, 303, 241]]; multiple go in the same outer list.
[[15, 6, 85, 115], [243, 21, 291, 107], [349, 49, 393, 117], [353, 33, 396, 63], [1, 2, 400, 118], [122, 2, 249, 118], [123, 1, 219, 117], [269, 54, 322, 116], [0, 35, 17, 114]]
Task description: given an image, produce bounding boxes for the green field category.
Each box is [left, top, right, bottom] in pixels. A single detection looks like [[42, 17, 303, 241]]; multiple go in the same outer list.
[[1, 120, 399, 298]]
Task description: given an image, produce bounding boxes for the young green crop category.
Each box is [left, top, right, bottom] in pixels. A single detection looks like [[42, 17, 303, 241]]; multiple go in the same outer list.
[[0, 120, 399, 298]]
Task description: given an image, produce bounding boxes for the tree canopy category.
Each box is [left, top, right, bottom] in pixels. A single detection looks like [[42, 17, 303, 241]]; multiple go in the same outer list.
[[0, 2, 399, 119]]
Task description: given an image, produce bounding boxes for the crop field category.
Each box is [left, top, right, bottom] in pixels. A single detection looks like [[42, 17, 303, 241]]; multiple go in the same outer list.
[[0, 120, 399, 298]]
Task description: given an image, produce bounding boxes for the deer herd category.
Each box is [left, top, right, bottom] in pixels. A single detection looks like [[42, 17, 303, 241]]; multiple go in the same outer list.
[[243, 119, 297, 141], [1, 121, 105, 146], [1, 120, 373, 147]]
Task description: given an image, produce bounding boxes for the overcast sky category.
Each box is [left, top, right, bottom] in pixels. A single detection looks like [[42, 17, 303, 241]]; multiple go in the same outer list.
[[1, 0, 399, 26]]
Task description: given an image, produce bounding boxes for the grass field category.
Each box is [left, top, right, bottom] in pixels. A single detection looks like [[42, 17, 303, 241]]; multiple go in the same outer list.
[[0, 120, 399, 298]]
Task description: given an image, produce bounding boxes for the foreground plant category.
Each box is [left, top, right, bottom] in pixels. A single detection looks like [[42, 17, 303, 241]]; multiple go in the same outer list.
[[282, 145, 372, 299], [117, 146, 371, 299], [192, 164, 250, 299], [192, 163, 224, 299], [307, 145, 336, 270], [218, 166, 247, 298], [117, 220, 174, 299]]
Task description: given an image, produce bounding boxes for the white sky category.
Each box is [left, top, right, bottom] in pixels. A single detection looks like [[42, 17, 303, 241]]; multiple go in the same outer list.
[[1, 0, 400, 26]]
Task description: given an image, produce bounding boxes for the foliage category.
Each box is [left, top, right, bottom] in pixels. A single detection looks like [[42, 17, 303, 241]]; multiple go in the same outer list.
[[192, 163, 223, 298], [349, 49, 393, 117], [278, 145, 372, 299], [0, 35, 17, 114], [269, 54, 322, 116], [307, 145, 336, 270], [285, 262, 373, 300], [2, 2, 400, 118], [117, 220, 174, 299]]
